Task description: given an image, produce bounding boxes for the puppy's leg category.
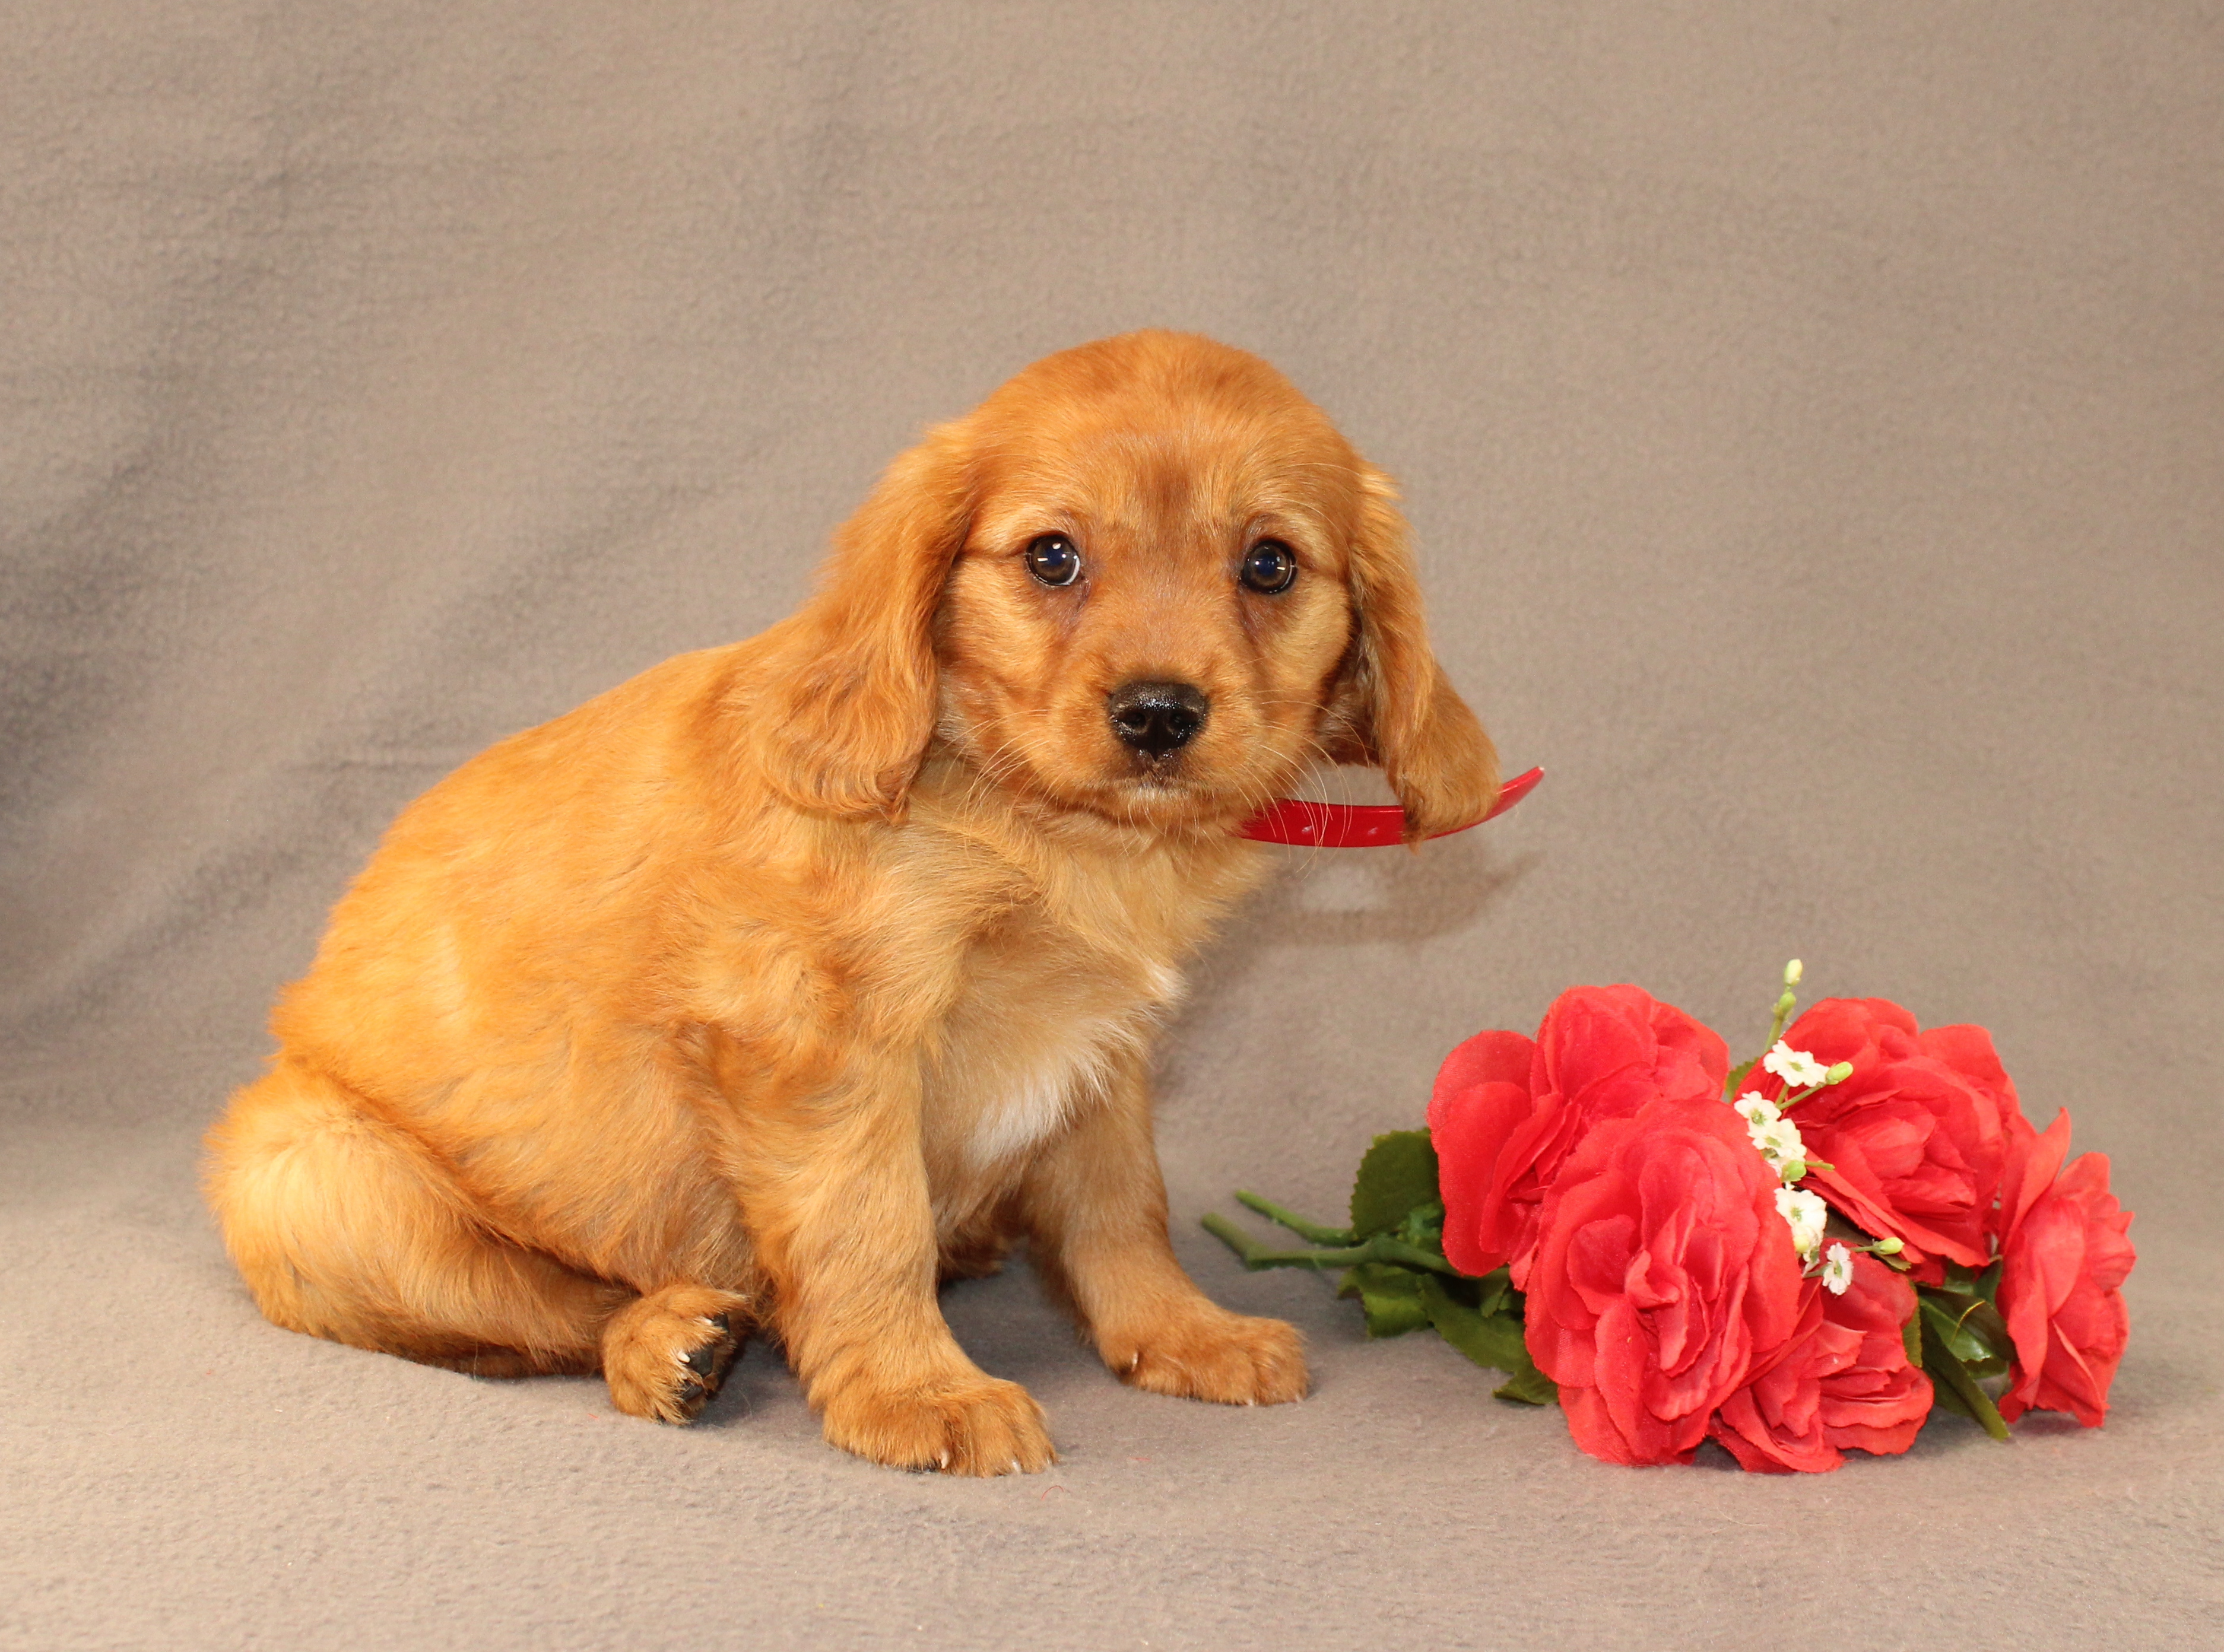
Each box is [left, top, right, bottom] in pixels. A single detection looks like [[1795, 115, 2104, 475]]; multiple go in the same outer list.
[[207, 1059, 626, 1377], [744, 1062, 1054, 1476], [1021, 1056, 1306, 1406]]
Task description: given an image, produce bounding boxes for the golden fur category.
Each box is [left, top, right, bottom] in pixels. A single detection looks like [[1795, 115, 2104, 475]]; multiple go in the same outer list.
[[204, 331, 1498, 1474]]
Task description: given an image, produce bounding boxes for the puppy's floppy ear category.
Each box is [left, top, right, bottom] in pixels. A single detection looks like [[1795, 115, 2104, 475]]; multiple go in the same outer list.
[[1331, 466, 1501, 844], [757, 421, 974, 818]]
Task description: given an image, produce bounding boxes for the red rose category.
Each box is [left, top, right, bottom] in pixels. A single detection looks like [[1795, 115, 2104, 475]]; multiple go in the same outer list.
[[1522, 1095, 1803, 1466], [1995, 1109, 2135, 1427], [1709, 1253, 1933, 1473], [1427, 1028, 1537, 1275], [1430, 986, 1728, 1286], [1746, 999, 2020, 1269]]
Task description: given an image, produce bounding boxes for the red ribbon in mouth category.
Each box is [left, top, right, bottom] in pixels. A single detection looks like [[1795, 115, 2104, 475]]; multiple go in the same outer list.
[[1235, 766, 1544, 847]]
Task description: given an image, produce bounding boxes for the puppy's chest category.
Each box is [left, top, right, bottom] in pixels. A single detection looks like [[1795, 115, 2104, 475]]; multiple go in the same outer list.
[[919, 905, 1185, 1177]]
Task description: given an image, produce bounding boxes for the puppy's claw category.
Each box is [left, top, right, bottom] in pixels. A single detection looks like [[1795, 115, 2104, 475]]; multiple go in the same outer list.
[[602, 1285, 748, 1425]]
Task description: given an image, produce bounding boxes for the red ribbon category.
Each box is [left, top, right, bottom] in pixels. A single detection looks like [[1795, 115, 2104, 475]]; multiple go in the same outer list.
[[1235, 766, 1544, 847]]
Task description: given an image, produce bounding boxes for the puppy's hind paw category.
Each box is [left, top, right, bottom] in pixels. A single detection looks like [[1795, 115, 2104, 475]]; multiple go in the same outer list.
[[602, 1287, 750, 1424]]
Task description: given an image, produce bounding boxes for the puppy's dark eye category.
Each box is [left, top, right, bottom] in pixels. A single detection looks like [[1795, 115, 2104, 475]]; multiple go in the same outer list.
[[1239, 539, 1297, 595], [1025, 534, 1082, 587]]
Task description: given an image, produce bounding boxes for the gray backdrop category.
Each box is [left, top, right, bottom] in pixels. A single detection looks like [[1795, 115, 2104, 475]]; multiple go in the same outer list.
[[4, 4, 2219, 1648]]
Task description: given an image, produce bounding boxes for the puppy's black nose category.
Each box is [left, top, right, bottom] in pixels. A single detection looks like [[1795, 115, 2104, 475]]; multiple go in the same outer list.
[[1107, 680, 1210, 758]]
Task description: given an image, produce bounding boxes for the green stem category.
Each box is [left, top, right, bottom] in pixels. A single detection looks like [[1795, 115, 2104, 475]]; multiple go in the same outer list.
[[1201, 1215, 1465, 1277], [1233, 1190, 1354, 1246], [1369, 1239, 1465, 1276], [1728, 990, 1803, 1099]]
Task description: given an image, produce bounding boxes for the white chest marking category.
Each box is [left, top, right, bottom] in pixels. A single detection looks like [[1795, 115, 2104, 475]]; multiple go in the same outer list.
[[964, 1013, 1150, 1169], [969, 1066, 1079, 1167]]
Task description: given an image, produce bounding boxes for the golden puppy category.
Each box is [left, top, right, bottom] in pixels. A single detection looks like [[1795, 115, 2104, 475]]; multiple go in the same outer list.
[[204, 330, 1498, 1475]]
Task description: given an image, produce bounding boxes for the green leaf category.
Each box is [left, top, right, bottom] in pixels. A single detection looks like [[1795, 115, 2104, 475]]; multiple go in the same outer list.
[[1473, 1265, 1513, 1320], [1424, 1270, 1482, 1310], [1397, 1199, 1446, 1250], [1917, 1299, 2012, 1441], [1916, 1285, 2013, 1378], [1934, 1260, 1983, 1299], [1913, 1307, 1974, 1421], [1932, 1257, 2007, 1311], [1922, 1363, 1978, 1424], [1417, 1273, 1529, 1372], [1902, 1307, 1923, 1368], [1349, 1130, 1441, 1240], [1493, 1364, 1559, 1406], [1953, 1299, 2013, 1380], [1414, 1273, 1554, 1404], [1343, 1262, 1433, 1338], [1724, 1056, 1760, 1099]]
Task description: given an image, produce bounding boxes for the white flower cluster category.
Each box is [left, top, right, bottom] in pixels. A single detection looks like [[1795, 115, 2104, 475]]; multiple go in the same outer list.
[[1762, 1039, 1832, 1089], [1774, 1185, 1828, 1255], [1736, 1092, 1810, 1179], [1784, 1194, 1854, 1296], [1736, 1040, 1857, 1294], [1820, 1242, 1854, 1294]]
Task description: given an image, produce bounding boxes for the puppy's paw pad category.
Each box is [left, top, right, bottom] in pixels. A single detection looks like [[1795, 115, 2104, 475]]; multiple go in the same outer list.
[[1113, 1310, 1308, 1406], [823, 1374, 1056, 1476], [680, 1330, 731, 1383], [603, 1288, 750, 1425]]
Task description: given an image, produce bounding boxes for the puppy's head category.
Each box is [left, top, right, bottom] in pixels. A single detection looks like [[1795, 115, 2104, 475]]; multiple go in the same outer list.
[[761, 332, 1498, 841]]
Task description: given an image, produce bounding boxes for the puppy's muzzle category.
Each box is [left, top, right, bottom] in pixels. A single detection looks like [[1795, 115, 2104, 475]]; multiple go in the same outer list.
[[1107, 681, 1209, 760]]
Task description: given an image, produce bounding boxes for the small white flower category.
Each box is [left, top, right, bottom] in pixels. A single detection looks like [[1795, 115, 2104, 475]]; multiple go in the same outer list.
[[1775, 1187, 1828, 1258], [1820, 1243, 1854, 1295], [1733, 1091, 1781, 1127], [1763, 1041, 1831, 1089], [1748, 1114, 1808, 1174], [1784, 960, 1804, 986]]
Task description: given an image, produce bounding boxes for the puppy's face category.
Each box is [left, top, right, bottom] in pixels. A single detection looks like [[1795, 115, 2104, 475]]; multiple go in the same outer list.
[[762, 332, 1497, 843], [932, 357, 1368, 831]]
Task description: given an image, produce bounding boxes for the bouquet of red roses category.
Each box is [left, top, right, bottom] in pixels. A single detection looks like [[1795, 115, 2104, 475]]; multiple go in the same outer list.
[[1206, 964, 2135, 1471]]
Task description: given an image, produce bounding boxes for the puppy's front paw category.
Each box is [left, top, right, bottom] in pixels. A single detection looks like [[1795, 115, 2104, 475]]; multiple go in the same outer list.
[[820, 1372, 1056, 1476], [1108, 1307, 1308, 1406], [602, 1286, 750, 1424]]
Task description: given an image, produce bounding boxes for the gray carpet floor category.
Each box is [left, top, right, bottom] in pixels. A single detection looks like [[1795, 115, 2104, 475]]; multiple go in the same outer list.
[[5, 5, 2220, 1648]]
